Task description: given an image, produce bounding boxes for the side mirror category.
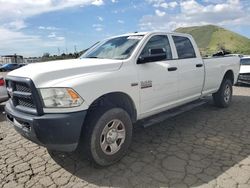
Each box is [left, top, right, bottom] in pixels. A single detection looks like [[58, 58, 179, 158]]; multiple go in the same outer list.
[[137, 48, 167, 64]]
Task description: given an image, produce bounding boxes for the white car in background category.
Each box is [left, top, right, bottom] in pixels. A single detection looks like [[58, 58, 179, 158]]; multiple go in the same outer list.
[[0, 77, 8, 103], [238, 56, 250, 85]]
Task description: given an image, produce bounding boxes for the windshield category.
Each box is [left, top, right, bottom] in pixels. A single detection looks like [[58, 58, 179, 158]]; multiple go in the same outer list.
[[81, 35, 144, 60], [241, 58, 250, 65]]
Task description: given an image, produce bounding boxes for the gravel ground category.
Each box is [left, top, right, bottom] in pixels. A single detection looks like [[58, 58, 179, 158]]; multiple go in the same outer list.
[[0, 83, 250, 188]]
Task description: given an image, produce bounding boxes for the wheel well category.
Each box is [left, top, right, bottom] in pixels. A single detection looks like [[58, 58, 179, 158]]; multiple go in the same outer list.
[[88, 92, 137, 123], [223, 70, 234, 84]]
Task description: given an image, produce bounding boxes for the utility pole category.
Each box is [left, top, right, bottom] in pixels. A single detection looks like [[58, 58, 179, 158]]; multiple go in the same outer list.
[[57, 48, 60, 56]]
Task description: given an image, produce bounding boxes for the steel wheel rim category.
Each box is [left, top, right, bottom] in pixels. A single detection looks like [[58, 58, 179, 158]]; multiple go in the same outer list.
[[100, 119, 126, 155], [224, 84, 231, 103]]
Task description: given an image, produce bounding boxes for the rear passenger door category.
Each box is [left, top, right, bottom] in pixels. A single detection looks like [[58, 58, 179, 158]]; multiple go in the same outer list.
[[171, 35, 204, 101]]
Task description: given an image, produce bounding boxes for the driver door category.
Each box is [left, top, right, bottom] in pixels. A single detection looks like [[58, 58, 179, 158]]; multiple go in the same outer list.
[[136, 35, 179, 117]]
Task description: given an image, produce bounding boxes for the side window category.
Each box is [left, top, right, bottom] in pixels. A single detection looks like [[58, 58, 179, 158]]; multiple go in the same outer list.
[[140, 35, 172, 60], [172, 36, 196, 59]]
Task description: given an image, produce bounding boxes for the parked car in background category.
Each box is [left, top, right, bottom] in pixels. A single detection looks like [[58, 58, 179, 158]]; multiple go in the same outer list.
[[227, 54, 244, 58], [238, 56, 250, 85], [0, 77, 8, 103], [0, 63, 27, 72], [19, 64, 27, 68]]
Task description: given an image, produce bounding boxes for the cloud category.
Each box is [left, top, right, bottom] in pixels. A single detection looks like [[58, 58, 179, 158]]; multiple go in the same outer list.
[[38, 26, 60, 31], [140, 0, 250, 31], [56, 36, 65, 41], [92, 24, 103, 31], [0, 27, 65, 56], [111, 0, 118, 3], [98, 16, 104, 21], [0, 0, 104, 56], [95, 28, 103, 31], [147, 0, 178, 9], [169, 2, 178, 8], [203, 0, 228, 4], [48, 32, 56, 38], [0, 0, 104, 22], [155, 9, 165, 17], [47, 31, 65, 41], [118, 20, 124, 24], [0, 27, 38, 44], [6, 20, 27, 30], [91, 0, 104, 6], [147, 0, 166, 8]]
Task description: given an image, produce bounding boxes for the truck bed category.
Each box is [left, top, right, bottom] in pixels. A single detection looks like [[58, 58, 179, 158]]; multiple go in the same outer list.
[[202, 56, 240, 96]]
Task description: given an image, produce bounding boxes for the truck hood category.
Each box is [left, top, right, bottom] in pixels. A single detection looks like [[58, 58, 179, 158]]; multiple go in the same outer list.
[[240, 65, 250, 74], [7, 58, 123, 87]]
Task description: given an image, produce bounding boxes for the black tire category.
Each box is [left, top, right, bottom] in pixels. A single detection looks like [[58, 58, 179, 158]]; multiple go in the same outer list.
[[80, 107, 133, 166], [213, 79, 233, 108]]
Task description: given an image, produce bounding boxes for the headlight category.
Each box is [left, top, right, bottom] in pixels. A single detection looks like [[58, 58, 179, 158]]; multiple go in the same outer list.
[[39, 88, 83, 108]]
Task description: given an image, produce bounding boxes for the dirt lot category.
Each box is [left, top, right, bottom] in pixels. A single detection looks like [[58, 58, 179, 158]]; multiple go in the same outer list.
[[0, 84, 250, 188]]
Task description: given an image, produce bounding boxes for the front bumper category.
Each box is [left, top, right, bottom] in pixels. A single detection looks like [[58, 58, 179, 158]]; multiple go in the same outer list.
[[5, 102, 87, 152]]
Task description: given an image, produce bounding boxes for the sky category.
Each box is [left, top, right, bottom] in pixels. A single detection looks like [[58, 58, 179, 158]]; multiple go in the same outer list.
[[0, 0, 249, 57]]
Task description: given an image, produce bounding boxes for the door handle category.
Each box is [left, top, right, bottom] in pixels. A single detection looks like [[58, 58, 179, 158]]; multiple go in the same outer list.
[[168, 67, 177, 71], [196, 64, 203, 68]]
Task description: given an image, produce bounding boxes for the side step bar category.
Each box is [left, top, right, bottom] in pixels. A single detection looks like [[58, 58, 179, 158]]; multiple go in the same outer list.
[[138, 99, 208, 128]]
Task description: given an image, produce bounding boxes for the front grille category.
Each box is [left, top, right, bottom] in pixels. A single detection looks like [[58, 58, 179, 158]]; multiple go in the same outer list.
[[6, 77, 43, 115], [17, 98, 36, 108], [239, 73, 250, 81], [6, 80, 36, 109], [16, 82, 31, 93]]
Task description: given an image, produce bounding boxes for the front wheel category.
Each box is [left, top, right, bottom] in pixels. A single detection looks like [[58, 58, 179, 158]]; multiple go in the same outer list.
[[213, 79, 233, 108], [80, 107, 133, 166]]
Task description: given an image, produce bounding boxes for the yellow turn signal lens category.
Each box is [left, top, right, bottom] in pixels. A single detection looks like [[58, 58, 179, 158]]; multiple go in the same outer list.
[[67, 89, 80, 100]]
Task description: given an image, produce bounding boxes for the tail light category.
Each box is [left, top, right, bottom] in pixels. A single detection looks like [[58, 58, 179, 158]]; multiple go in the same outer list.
[[0, 78, 5, 86]]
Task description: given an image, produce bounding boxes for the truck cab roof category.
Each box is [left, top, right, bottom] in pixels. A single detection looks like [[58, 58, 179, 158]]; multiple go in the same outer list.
[[113, 31, 193, 39]]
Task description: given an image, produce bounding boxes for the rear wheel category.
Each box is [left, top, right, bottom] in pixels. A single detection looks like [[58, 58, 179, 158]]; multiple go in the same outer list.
[[80, 107, 133, 166], [213, 79, 233, 108]]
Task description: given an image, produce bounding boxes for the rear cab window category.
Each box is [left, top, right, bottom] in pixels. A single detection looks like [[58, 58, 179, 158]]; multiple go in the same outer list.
[[172, 36, 196, 59]]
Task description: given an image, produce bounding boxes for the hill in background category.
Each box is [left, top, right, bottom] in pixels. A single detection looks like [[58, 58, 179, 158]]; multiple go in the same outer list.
[[175, 25, 250, 56]]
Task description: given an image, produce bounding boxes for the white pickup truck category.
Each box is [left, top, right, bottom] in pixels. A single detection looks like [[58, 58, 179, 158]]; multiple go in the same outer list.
[[5, 32, 240, 166]]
